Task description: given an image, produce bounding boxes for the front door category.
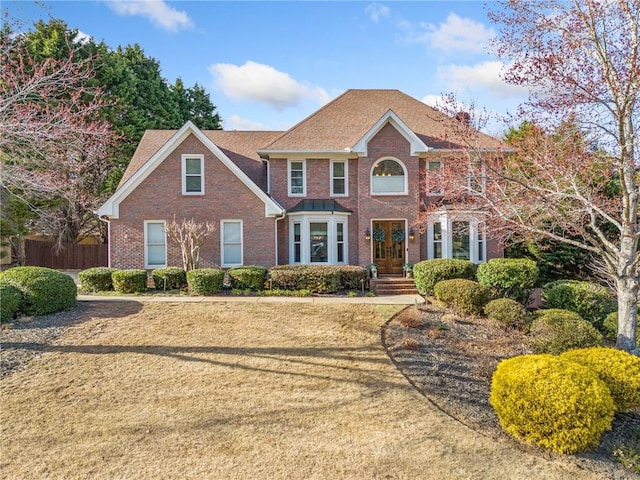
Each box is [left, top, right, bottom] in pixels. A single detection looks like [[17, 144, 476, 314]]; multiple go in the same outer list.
[[372, 220, 405, 274]]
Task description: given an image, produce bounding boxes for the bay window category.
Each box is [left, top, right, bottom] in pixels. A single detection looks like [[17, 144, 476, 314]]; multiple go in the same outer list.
[[427, 216, 486, 264], [289, 214, 348, 264]]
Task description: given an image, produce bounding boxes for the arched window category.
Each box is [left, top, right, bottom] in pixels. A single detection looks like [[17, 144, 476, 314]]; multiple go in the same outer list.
[[371, 158, 407, 194]]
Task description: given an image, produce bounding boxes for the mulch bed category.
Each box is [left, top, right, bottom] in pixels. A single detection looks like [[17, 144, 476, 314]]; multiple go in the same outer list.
[[382, 302, 640, 480]]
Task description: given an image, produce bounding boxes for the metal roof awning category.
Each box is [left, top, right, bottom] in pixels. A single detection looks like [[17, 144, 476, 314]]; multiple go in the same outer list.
[[288, 199, 352, 213]]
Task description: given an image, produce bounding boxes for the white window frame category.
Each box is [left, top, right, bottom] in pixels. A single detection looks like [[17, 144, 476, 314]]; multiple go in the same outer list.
[[466, 159, 486, 195], [427, 215, 486, 264], [330, 159, 348, 197], [426, 160, 444, 196], [370, 157, 408, 196], [288, 159, 306, 197], [221, 220, 243, 267], [288, 214, 349, 265], [182, 154, 205, 195], [144, 220, 167, 269]]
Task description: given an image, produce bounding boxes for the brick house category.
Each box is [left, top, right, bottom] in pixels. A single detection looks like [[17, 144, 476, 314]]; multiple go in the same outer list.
[[97, 89, 506, 274]]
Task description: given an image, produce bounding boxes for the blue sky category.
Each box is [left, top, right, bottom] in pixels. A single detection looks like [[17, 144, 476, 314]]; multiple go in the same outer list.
[[4, 1, 528, 135]]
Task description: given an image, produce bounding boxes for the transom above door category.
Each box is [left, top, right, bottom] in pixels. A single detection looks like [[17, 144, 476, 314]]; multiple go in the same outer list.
[[372, 220, 405, 274]]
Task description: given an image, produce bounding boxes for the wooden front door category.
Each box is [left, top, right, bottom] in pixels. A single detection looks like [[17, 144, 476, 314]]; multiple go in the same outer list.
[[372, 220, 405, 274]]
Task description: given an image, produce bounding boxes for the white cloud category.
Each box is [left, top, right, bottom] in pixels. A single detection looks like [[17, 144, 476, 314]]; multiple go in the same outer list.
[[226, 115, 266, 131], [406, 13, 494, 53], [74, 30, 93, 45], [436, 61, 529, 98], [105, 0, 193, 32], [209, 61, 331, 110], [365, 3, 390, 23]]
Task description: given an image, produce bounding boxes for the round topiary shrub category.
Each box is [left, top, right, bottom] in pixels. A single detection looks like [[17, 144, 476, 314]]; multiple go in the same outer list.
[[413, 258, 477, 296], [0, 266, 76, 316], [529, 308, 603, 354], [434, 278, 489, 316], [484, 298, 531, 331], [78, 267, 118, 292], [187, 268, 224, 295], [477, 258, 538, 304], [490, 354, 615, 454], [228, 266, 267, 291], [561, 347, 640, 412], [0, 280, 24, 323], [151, 267, 187, 290], [600, 308, 640, 346], [542, 280, 615, 328], [112, 269, 148, 294]]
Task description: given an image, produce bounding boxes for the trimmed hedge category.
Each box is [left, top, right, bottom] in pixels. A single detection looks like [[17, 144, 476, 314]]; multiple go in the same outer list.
[[542, 280, 616, 328], [490, 354, 615, 454], [269, 265, 342, 294], [529, 308, 603, 354], [561, 347, 640, 412], [78, 267, 118, 292], [112, 269, 148, 294], [413, 258, 477, 296], [484, 298, 531, 331], [228, 266, 268, 291], [434, 278, 489, 316], [477, 258, 538, 304], [152, 267, 187, 290], [0, 266, 76, 315], [187, 268, 224, 295], [0, 280, 24, 323], [338, 265, 368, 290]]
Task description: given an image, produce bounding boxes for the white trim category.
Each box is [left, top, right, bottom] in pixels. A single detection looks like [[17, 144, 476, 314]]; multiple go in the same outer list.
[[288, 213, 349, 265], [370, 157, 408, 196], [426, 214, 486, 264], [97, 121, 285, 219], [181, 154, 204, 195], [352, 110, 429, 157], [221, 219, 243, 267], [288, 159, 306, 197], [330, 159, 348, 197], [144, 220, 167, 269]]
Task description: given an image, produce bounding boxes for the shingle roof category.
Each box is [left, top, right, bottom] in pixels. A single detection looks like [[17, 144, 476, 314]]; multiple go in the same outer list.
[[262, 89, 503, 151]]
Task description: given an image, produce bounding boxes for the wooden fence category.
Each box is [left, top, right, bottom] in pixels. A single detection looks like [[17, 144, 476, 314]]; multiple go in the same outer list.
[[24, 240, 108, 270]]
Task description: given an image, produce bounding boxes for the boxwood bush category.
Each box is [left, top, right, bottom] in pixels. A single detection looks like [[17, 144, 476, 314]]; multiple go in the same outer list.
[[413, 259, 477, 296], [433, 278, 489, 316], [0, 280, 24, 322], [561, 347, 640, 412], [228, 266, 268, 291], [112, 269, 148, 294], [152, 267, 187, 290], [338, 265, 368, 290], [78, 267, 118, 292], [603, 308, 640, 345], [542, 280, 616, 328], [476, 258, 538, 304], [187, 268, 225, 295], [269, 265, 342, 294], [490, 354, 615, 454], [0, 266, 76, 315], [529, 308, 603, 354], [484, 298, 531, 331]]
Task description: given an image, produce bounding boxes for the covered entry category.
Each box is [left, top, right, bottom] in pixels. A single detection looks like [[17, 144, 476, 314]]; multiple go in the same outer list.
[[372, 220, 405, 274]]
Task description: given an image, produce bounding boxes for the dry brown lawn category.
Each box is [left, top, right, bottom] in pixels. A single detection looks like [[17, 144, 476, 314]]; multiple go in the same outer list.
[[1, 300, 603, 479]]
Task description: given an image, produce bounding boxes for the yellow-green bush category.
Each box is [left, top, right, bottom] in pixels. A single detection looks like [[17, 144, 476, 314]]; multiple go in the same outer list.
[[434, 278, 489, 316], [561, 347, 640, 412], [490, 354, 615, 454]]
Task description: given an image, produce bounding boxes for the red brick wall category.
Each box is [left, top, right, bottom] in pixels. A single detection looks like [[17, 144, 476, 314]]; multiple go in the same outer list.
[[109, 134, 276, 269]]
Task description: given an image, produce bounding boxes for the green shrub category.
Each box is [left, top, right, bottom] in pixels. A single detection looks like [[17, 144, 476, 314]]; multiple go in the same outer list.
[[0, 266, 76, 315], [112, 269, 148, 294], [484, 298, 531, 331], [529, 308, 603, 354], [542, 280, 615, 328], [152, 267, 187, 290], [477, 258, 538, 304], [603, 309, 640, 345], [0, 280, 24, 322], [269, 265, 342, 294], [561, 347, 640, 412], [228, 266, 268, 291], [434, 278, 489, 316], [490, 354, 615, 454], [413, 259, 477, 296], [78, 267, 118, 292], [187, 268, 224, 295], [339, 265, 368, 290]]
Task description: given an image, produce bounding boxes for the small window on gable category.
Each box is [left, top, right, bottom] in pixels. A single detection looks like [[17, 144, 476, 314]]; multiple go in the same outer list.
[[371, 158, 407, 195], [288, 160, 306, 196], [331, 160, 348, 196], [182, 155, 204, 195]]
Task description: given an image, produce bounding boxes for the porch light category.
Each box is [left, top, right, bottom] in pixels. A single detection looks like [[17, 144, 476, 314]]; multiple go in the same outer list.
[[409, 228, 415, 241], [365, 228, 371, 241]]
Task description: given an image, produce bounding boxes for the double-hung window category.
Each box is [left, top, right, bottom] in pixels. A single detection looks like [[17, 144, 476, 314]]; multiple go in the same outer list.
[[182, 155, 204, 195], [426, 160, 444, 195], [221, 220, 243, 267], [331, 160, 348, 196], [145, 221, 167, 268], [427, 217, 486, 264], [288, 160, 306, 196]]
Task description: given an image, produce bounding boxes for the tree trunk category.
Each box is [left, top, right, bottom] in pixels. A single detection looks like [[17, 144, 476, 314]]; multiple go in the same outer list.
[[616, 276, 639, 354]]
